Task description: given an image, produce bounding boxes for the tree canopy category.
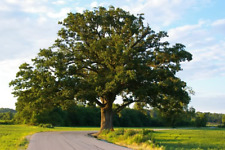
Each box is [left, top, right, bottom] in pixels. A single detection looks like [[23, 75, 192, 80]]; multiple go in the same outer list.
[[10, 6, 192, 130]]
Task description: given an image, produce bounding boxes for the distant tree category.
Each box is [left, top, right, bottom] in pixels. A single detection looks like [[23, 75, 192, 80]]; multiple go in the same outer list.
[[185, 107, 196, 125], [0, 108, 16, 113], [222, 115, 225, 126], [0, 112, 14, 120], [0, 108, 16, 121], [10, 6, 192, 131], [207, 113, 223, 124], [195, 112, 207, 127]]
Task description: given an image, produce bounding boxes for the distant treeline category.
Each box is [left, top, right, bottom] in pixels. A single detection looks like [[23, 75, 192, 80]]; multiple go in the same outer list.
[[1, 106, 224, 127], [0, 108, 16, 113], [0, 108, 16, 121]]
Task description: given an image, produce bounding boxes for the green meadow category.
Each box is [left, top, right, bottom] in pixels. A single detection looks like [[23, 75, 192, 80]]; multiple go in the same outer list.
[[0, 125, 99, 150], [98, 128, 225, 150], [154, 128, 225, 150], [1, 125, 225, 150]]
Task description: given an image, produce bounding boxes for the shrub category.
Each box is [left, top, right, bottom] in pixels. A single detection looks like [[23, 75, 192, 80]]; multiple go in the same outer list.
[[39, 123, 54, 128], [98, 129, 159, 149], [141, 129, 153, 136], [195, 113, 207, 127], [115, 128, 125, 135], [132, 134, 143, 143], [124, 129, 136, 138], [0, 120, 14, 125]]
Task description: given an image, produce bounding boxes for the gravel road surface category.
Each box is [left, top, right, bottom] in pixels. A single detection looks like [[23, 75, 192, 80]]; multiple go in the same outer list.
[[27, 131, 131, 150]]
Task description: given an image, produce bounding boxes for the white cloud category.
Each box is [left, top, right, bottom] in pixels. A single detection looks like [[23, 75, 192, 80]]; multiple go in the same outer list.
[[118, 0, 204, 28], [211, 18, 225, 35], [168, 19, 225, 80], [47, 7, 71, 19], [37, 16, 48, 24], [0, 3, 10, 11], [190, 94, 225, 113], [0, 58, 31, 109], [22, 5, 49, 14], [52, 0, 66, 5], [212, 19, 225, 26], [0, 0, 62, 109], [75, 7, 85, 13], [3, 0, 70, 19], [5, 0, 18, 4], [4, 0, 48, 14], [90, 1, 98, 8], [166, 20, 209, 48], [0, 13, 59, 61], [90, 1, 106, 8]]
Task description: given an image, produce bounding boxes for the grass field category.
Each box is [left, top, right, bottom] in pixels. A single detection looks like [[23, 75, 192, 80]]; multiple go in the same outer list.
[[0, 125, 99, 150], [1, 125, 225, 150], [98, 128, 225, 150], [154, 128, 225, 150]]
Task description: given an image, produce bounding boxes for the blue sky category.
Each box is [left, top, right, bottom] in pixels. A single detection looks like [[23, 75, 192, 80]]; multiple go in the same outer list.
[[0, 0, 225, 113]]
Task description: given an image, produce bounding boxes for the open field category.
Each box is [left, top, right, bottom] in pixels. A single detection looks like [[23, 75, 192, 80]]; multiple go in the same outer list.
[[0, 125, 99, 150], [1, 125, 225, 150], [154, 128, 225, 150], [98, 128, 225, 150]]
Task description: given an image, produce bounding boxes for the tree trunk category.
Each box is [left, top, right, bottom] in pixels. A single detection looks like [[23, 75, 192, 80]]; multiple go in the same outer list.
[[100, 98, 114, 131]]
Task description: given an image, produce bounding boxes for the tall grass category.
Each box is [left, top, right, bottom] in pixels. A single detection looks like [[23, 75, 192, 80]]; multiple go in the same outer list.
[[98, 129, 163, 150]]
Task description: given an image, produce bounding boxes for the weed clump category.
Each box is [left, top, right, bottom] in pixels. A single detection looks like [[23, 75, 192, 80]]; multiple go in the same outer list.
[[98, 129, 161, 150], [124, 129, 136, 138], [38, 123, 54, 128]]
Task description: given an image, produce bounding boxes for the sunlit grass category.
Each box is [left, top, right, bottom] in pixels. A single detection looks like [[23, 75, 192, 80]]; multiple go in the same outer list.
[[1, 125, 225, 150], [154, 128, 225, 150], [98, 128, 225, 150], [0, 125, 99, 150], [98, 129, 163, 150]]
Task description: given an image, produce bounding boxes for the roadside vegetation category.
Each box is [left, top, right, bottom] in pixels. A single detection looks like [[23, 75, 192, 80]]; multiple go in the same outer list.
[[98, 128, 225, 150], [0, 125, 99, 150], [98, 128, 163, 150]]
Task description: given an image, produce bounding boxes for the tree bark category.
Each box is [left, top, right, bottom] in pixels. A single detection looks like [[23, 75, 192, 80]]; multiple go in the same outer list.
[[100, 98, 114, 131]]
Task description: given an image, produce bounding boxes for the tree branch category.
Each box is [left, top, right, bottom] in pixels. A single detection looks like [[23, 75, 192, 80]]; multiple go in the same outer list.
[[130, 28, 150, 49], [95, 99, 105, 107], [114, 99, 147, 113], [114, 100, 134, 113]]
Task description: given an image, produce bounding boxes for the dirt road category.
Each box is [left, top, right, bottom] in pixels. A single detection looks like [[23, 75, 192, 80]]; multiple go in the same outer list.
[[27, 131, 131, 150]]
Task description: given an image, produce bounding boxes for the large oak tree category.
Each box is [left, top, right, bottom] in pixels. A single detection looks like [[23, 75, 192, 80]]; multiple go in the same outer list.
[[10, 6, 192, 131]]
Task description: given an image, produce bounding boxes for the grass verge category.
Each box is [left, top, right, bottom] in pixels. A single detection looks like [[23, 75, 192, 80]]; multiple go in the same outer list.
[[0, 125, 99, 150], [98, 129, 163, 150], [1, 125, 225, 150], [98, 128, 225, 150]]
